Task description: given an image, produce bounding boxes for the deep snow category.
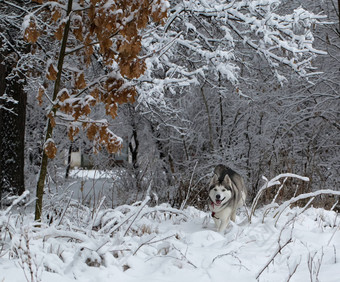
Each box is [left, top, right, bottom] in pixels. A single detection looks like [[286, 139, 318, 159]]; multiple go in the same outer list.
[[1, 197, 339, 282]]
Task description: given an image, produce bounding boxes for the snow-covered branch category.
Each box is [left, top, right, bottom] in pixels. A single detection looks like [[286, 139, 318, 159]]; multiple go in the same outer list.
[[274, 189, 340, 225], [250, 173, 310, 222]]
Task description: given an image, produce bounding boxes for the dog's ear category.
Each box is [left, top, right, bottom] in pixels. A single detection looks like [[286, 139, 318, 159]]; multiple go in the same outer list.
[[208, 174, 218, 190], [223, 174, 233, 187], [212, 173, 218, 182]]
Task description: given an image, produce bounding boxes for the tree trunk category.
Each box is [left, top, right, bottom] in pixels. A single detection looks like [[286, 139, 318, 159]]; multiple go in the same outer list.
[[129, 128, 139, 169], [35, 0, 74, 221], [0, 51, 26, 206], [65, 142, 73, 178]]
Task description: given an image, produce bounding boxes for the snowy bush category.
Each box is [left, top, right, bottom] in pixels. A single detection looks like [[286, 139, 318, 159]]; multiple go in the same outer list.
[[1, 178, 339, 281]]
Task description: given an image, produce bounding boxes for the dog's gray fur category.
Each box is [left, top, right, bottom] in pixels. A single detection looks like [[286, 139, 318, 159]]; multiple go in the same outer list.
[[208, 164, 246, 232]]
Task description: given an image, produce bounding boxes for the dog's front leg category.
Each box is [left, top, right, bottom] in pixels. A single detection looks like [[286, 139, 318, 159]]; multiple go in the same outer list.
[[218, 207, 233, 233], [218, 218, 230, 233], [213, 217, 221, 231], [231, 211, 236, 222]]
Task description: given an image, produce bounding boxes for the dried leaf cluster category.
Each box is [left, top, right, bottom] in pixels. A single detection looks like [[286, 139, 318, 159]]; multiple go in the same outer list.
[[44, 139, 57, 159], [23, 0, 168, 156]]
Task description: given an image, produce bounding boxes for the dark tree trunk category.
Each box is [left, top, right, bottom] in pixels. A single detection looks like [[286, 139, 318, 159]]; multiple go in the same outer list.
[[149, 123, 174, 186], [0, 51, 26, 206], [129, 128, 139, 169], [65, 142, 73, 178]]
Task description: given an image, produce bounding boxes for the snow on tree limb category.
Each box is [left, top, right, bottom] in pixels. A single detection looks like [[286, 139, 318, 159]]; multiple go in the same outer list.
[[20, 0, 169, 155], [274, 189, 340, 225], [138, 0, 328, 108], [250, 173, 310, 222], [1, 191, 30, 216]]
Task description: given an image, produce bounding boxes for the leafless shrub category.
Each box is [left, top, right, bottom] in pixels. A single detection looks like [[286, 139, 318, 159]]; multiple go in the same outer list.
[[0, 215, 13, 258], [249, 174, 340, 225], [307, 248, 324, 282], [12, 230, 42, 282], [250, 173, 310, 222], [0, 191, 29, 258]]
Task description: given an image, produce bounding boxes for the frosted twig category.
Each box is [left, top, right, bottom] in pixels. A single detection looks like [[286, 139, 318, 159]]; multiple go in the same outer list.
[[274, 190, 340, 226], [133, 234, 176, 255], [285, 256, 301, 282], [56, 191, 74, 226], [211, 251, 249, 271], [271, 196, 315, 226], [172, 245, 197, 268], [327, 226, 340, 246], [256, 238, 292, 280], [123, 183, 152, 236], [307, 248, 324, 282], [141, 207, 188, 220], [330, 200, 339, 211], [272, 177, 288, 204], [180, 160, 198, 210], [250, 173, 309, 222], [3, 191, 30, 216], [87, 196, 106, 236]]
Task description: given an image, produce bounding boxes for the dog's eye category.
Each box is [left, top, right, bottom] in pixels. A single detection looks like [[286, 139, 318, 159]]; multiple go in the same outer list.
[[214, 188, 217, 191], [222, 189, 226, 192]]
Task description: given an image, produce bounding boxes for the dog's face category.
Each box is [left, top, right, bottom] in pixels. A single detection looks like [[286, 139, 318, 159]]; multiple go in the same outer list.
[[209, 185, 232, 206]]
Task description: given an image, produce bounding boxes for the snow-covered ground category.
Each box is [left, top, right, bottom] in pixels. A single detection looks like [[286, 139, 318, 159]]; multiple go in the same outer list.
[[1, 197, 339, 282]]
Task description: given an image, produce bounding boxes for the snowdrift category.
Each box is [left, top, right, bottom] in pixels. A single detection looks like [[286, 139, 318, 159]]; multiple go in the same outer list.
[[1, 196, 339, 282]]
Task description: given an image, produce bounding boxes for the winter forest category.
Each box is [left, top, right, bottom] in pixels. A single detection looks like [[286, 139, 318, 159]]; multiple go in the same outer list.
[[1, 0, 340, 281]]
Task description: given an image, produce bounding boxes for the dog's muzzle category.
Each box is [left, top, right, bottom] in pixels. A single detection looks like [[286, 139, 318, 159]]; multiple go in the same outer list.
[[215, 195, 225, 206]]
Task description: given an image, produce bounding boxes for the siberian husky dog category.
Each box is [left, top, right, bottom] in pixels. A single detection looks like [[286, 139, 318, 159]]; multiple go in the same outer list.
[[208, 164, 246, 232]]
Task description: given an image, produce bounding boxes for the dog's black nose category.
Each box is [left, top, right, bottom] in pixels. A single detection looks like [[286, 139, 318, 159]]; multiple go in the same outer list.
[[216, 194, 221, 200]]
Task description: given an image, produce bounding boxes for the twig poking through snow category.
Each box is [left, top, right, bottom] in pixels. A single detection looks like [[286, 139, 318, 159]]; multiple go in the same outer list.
[[256, 237, 293, 280], [87, 196, 106, 236], [307, 248, 324, 282], [133, 234, 176, 255], [180, 160, 198, 210], [285, 255, 301, 282], [211, 251, 250, 271], [172, 244, 197, 269], [327, 226, 340, 246], [272, 177, 288, 204], [123, 183, 152, 236], [56, 191, 73, 226]]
